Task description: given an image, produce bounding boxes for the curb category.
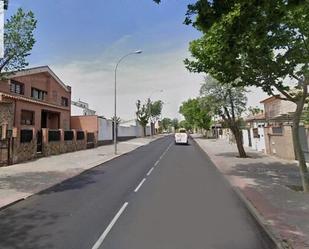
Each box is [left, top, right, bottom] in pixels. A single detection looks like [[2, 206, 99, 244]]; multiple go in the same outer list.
[[192, 137, 293, 249], [0, 197, 26, 212], [234, 187, 292, 249]]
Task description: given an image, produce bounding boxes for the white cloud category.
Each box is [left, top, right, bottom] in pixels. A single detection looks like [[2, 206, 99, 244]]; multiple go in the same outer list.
[[50, 35, 269, 121], [51, 44, 203, 120]]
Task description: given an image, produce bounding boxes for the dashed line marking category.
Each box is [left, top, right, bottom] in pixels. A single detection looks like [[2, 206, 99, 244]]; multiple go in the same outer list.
[[134, 178, 146, 192], [147, 167, 154, 176], [154, 160, 159, 166], [91, 202, 128, 249]]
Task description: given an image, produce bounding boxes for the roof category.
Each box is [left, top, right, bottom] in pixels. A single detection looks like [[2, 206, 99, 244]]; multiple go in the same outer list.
[[8, 66, 71, 92], [0, 92, 70, 111], [245, 113, 266, 122], [260, 95, 281, 104]]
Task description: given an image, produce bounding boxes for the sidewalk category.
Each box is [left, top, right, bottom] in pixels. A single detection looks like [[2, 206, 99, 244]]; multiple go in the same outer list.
[[0, 136, 163, 210], [193, 135, 309, 249]]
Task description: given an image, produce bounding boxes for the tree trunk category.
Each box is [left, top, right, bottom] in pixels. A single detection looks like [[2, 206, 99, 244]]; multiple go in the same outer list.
[[292, 101, 309, 192], [143, 125, 146, 137], [230, 125, 247, 158]]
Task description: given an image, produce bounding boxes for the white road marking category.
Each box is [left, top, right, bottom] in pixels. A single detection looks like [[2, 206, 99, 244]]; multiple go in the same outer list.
[[134, 178, 146, 192], [156, 142, 173, 165], [91, 202, 128, 249], [147, 167, 154, 176]]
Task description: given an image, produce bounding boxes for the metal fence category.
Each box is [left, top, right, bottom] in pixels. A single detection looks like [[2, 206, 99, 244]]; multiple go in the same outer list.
[[64, 131, 74, 141], [20, 130, 33, 143], [48, 130, 61, 142], [76, 131, 85, 140]]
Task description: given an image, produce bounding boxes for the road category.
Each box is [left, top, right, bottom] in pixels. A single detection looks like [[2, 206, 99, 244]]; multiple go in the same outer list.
[[0, 135, 274, 249]]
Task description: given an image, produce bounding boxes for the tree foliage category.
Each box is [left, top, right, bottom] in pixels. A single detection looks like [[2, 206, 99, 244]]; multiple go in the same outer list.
[[179, 98, 212, 130], [149, 99, 163, 123], [248, 106, 263, 116], [136, 99, 150, 136], [161, 117, 172, 131], [200, 76, 248, 157], [184, 0, 309, 191], [179, 120, 192, 131], [171, 118, 179, 130], [0, 8, 37, 74]]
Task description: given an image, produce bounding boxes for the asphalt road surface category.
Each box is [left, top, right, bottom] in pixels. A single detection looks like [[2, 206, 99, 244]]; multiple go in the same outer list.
[[0, 136, 274, 249]]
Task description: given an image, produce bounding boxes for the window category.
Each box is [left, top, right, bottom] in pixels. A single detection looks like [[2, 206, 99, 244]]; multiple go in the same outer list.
[[272, 126, 283, 135], [31, 88, 47, 100], [10, 80, 24, 95], [61, 97, 68, 107], [252, 128, 260, 138], [21, 110, 34, 125]]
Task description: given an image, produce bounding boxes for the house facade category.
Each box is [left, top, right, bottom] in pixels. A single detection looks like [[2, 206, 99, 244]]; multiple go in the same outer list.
[[0, 66, 71, 132], [261, 95, 297, 160], [0, 66, 88, 165], [242, 113, 266, 152]]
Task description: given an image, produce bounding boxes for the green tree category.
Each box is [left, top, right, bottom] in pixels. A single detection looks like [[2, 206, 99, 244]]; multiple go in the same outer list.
[[184, 0, 309, 191], [179, 98, 212, 131], [161, 117, 172, 131], [179, 120, 192, 131], [136, 99, 150, 137], [149, 99, 163, 135], [248, 106, 263, 116], [171, 118, 179, 131], [0, 8, 37, 75], [200, 76, 248, 158]]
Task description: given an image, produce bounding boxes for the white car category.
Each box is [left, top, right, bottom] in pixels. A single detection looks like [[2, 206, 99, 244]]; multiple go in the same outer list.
[[174, 129, 188, 145]]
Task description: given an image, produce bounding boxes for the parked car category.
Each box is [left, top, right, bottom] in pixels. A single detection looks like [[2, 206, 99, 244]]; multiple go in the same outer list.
[[174, 128, 188, 145]]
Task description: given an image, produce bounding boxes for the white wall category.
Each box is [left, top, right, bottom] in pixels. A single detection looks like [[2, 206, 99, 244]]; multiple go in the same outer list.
[[98, 118, 113, 141], [118, 126, 137, 137], [242, 125, 266, 153], [98, 118, 151, 141], [242, 129, 250, 147]]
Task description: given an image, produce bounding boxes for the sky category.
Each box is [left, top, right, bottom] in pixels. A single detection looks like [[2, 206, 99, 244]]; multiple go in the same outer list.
[[6, 0, 267, 120]]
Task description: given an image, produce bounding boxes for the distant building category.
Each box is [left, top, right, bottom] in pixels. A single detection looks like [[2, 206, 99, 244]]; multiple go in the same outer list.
[[242, 112, 266, 152]]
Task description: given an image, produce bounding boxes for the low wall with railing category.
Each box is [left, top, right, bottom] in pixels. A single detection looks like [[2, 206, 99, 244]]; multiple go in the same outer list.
[[12, 129, 36, 164], [5, 128, 90, 165], [42, 129, 88, 156]]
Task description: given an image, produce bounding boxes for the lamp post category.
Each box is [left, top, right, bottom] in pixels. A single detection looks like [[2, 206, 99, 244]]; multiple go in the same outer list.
[[114, 50, 142, 155]]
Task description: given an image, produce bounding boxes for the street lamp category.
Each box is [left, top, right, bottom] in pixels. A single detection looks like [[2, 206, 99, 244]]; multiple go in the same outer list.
[[114, 50, 142, 155]]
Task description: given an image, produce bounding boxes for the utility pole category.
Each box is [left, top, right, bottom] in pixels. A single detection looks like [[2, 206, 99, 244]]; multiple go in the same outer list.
[[0, 0, 8, 59], [113, 50, 142, 155]]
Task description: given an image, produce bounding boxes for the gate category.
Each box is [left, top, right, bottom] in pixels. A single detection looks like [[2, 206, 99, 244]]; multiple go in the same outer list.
[[0, 138, 9, 166], [87, 132, 95, 149]]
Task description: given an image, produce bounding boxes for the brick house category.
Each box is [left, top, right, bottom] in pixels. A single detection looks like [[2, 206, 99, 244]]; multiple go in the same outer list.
[[0, 66, 79, 165], [0, 66, 71, 132]]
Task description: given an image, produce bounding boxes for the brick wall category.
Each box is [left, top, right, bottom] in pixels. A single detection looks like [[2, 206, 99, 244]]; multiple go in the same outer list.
[[42, 129, 87, 157], [0, 103, 14, 128], [13, 139, 37, 164]]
